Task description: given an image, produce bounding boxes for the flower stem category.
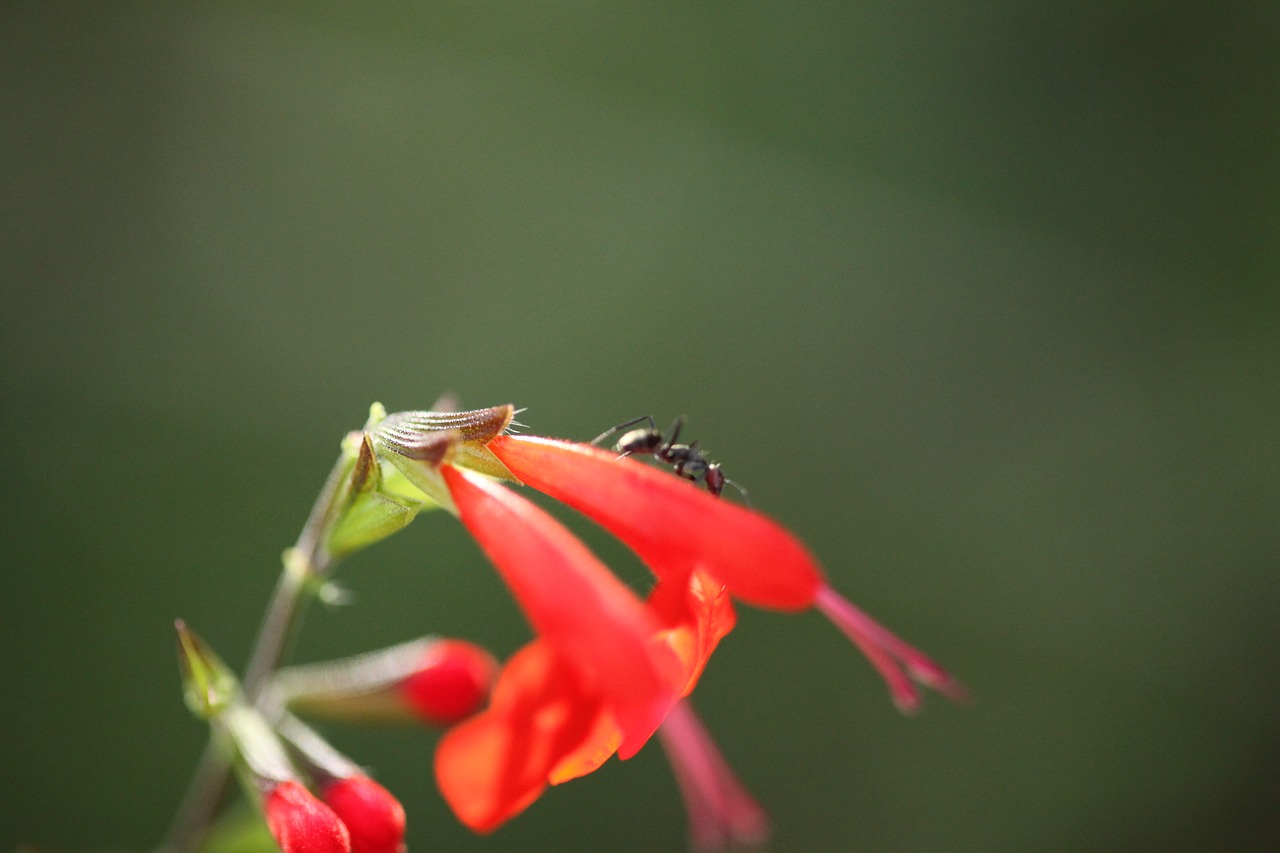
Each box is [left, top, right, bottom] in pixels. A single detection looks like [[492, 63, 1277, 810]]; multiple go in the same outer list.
[[242, 560, 313, 703], [158, 447, 355, 853]]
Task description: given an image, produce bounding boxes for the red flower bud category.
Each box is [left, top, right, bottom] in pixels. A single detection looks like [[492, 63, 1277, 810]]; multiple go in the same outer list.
[[264, 781, 351, 853], [322, 776, 406, 853], [398, 638, 497, 726]]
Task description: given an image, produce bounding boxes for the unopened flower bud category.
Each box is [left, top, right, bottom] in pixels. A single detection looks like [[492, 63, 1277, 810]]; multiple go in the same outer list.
[[274, 637, 496, 727], [264, 780, 351, 853], [322, 776, 406, 853], [274, 716, 407, 853], [398, 639, 497, 726], [174, 619, 239, 719]]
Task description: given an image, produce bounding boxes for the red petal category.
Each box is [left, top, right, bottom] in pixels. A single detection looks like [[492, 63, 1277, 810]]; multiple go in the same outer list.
[[435, 573, 740, 832], [489, 436, 825, 610], [398, 639, 497, 726], [435, 641, 612, 832], [264, 781, 352, 853], [648, 570, 737, 695], [443, 465, 680, 755], [322, 777, 405, 853]]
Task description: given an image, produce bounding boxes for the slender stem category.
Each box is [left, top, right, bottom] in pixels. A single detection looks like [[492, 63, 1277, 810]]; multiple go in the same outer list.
[[155, 738, 231, 853], [242, 565, 311, 702], [159, 447, 355, 853]]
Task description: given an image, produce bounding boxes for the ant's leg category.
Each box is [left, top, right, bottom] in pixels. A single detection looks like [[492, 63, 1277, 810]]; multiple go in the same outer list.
[[678, 456, 708, 482], [665, 415, 687, 446], [591, 415, 656, 446]]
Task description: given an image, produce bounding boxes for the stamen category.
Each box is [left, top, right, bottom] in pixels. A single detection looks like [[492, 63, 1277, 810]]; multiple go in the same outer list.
[[815, 585, 968, 709], [657, 700, 769, 852]]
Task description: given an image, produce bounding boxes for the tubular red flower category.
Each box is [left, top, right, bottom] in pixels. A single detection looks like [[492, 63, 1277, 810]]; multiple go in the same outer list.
[[435, 568, 736, 833], [398, 639, 497, 726], [487, 435, 824, 610], [442, 464, 681, 757], [322, 776, 406, 853], [427, 415, 964, 834], [435, 640, 613, 832], [264, 781, 351, 853], [487, 433, 965, 711]]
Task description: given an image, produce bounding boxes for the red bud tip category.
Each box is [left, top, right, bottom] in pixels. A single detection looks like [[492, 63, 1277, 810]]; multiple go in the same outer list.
[[323, 776, 406, 853], [265, 781, 352, 853], [399, 639, 497, 726]]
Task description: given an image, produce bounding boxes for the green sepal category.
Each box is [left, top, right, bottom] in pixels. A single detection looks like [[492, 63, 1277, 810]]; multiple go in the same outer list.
[[377, 456, 440, 506], [362, 401, 389, 431], [374, 441, 457, 512], [275, 713, 362, 781], [368, 405, 521, 514], [320, 430, 441, 559], [219, 703, 297, 788], [175, 620, 240, 719], [327, 486, 423, 557]]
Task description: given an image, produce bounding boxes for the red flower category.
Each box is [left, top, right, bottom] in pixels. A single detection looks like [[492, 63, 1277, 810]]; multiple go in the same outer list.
[[442, 464, 684, 757], [269, 714, 406, 853], [488, 435, 823, 610], [487, 435, 967, 709], [264, 781, 351, 853], [274, 637, 497, 728], [397, 638, 498, 727], [435, 566, 736, 831], [322, 776, 406, 853], [373, 413, 964, 832]]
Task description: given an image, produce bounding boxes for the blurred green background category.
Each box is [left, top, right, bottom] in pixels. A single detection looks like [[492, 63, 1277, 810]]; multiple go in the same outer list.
[[3, 3, 1278, 851]]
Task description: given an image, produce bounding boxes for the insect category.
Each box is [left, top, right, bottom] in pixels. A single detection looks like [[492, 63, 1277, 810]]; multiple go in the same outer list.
[[591, 415, 750, 503]]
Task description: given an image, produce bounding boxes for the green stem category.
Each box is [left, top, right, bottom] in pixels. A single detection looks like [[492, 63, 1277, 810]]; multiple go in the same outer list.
[[242, 561, 312, 703], [158, 446, 355, 853]]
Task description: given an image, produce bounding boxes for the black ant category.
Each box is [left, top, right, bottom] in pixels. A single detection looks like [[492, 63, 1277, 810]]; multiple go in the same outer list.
[[591, 415, 750, 503]]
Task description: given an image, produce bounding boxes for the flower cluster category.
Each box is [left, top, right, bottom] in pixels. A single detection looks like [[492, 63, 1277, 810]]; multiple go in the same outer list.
[[174, 403, 964, 853], [174, 623, 492, 853]]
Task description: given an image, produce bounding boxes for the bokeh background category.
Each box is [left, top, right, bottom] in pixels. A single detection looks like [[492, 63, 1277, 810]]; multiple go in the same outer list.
[[4, 3, 1278, 851]]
